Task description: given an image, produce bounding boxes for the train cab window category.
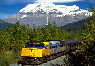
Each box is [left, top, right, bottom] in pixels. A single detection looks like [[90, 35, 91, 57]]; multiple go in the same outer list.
[[25, 44, 32, 48], [25, 44, 44, 48], [35, 44, 44, 47]]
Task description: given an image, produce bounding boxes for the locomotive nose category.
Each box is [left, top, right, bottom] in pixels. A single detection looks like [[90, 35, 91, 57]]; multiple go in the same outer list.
[[21, 48, 43, 57], [21, 48, 37, 57]]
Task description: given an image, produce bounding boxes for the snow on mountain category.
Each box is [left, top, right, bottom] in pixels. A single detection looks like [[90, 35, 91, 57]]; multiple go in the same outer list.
[[21, 15, 27, 18], [19, 2, 62, 14], [19, 2, 92, 16]]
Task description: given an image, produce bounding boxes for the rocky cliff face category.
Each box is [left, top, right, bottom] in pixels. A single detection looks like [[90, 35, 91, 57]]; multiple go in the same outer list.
[[2, 2, 92, 28]]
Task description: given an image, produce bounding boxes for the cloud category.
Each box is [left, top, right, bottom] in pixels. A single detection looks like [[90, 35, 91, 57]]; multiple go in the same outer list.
[[1, 0, 83, 5], [1, 0, 94, 5], [0, 13, 12, 19], [35, 0, 83, 3]]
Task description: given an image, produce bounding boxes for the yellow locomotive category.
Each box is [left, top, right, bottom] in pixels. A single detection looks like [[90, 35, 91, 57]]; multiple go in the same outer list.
[[18, 40, 82, 65], [21, 41, 51, 58]]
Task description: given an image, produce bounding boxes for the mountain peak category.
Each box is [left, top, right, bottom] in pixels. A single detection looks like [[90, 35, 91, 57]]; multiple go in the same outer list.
[[19, 2, 82, 15], [18, 2, 92, 16], [19, 2, 61, 14]]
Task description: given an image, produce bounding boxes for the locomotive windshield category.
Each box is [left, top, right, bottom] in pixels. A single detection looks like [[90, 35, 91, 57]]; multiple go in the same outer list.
[[25, 42, 44, 48]]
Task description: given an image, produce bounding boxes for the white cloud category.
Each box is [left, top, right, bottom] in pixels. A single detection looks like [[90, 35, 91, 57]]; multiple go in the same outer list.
[[35, 0, 83, 3], [0, 13, 12, 19], [1, 0, 95, 5], [1, 0, 83, 5]]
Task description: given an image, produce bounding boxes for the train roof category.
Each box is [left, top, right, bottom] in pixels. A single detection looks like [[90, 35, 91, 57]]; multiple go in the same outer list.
[[46, 40, 64, 41], [25, 41, 50, 45], [45, 40, 65, 45], [64, 40, 79, 44], [25, 41, 43, 45], [46, 40, 65, 43], [33, 41, 46, 43]]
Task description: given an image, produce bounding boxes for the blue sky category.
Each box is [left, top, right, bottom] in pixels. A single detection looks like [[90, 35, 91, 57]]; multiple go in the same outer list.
[[0, 0, 95, 19]]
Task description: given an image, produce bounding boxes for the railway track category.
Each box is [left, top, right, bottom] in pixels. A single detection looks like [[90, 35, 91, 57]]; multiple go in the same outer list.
[[19, 54, 69, 66], [18, 50, 75, 66], [18, 51, 67, 66], [10, 50, 79, 66]]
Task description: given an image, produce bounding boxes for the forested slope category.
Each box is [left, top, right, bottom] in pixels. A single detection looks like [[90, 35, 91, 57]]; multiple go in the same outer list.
[[0, 21, 82, 66]]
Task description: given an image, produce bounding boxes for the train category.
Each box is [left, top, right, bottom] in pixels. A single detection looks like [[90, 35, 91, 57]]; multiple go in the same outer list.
[[18, 40, 83, 65]]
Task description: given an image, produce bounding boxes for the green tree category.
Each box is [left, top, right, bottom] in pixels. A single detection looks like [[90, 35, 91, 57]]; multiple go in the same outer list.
[[68, 6, 95, 66], [66, 26, 71, 32]]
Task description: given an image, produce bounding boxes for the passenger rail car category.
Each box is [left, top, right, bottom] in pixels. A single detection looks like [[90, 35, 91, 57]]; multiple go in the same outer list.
[[18, 40, 82, 65]]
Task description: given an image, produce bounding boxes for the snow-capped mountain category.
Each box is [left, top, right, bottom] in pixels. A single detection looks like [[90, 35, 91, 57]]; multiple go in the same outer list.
[[19, 2, 92, 16], [2, 2, 92, 27], [19, 2, 62, 14]]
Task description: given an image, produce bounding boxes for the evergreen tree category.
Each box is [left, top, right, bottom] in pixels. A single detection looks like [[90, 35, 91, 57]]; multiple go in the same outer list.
[[78, 6, 95, 65], [66, 26, 71, 32]]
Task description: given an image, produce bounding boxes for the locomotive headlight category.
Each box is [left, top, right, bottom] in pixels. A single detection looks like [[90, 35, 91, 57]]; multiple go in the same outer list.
[[35, 58, 37, 59]]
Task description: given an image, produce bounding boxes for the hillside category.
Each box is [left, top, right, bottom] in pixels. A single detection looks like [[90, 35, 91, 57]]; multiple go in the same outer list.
[[0, 19, 11, 31], [59, 19, 86, 31], [0, 19, 86, 31]]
